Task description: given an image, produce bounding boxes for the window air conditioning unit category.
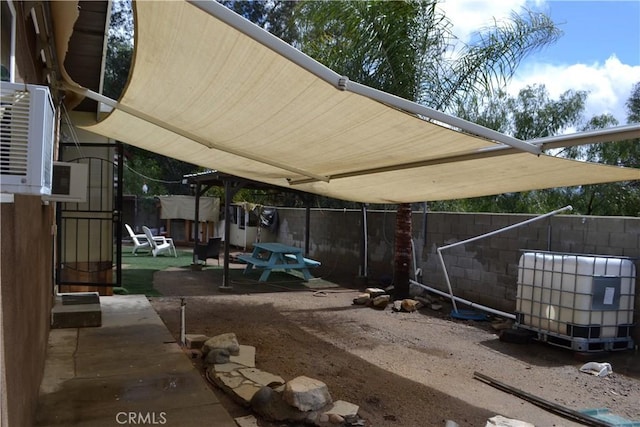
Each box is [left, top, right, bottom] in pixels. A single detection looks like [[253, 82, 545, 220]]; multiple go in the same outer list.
[[43, 161, 89, 203], [0, 82, 55, 196]]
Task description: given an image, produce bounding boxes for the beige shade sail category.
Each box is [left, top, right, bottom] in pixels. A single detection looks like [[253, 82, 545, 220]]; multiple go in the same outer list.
[[70, 0, 639, 203]]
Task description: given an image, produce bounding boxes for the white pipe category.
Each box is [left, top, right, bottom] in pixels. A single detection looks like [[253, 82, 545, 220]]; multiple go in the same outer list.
[[411, 280, 516, 320], [347, 81, 541, 155], [437, 205, 573, 313], [411, 239, 421, 281], [180, 298, 186, 347], [439, 205, 573, 251], [437, 246, 459, 312]]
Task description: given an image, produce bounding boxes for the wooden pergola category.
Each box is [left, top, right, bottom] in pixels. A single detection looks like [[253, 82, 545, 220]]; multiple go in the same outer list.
[[182, 170, 314, 289]]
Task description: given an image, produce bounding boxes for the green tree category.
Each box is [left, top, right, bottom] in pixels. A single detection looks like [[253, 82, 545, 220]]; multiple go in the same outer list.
[[456, 83, 640, 216], [295, 0, 561, 297], [626, 82, 640, 124], [569, 83, 640, 216], [220, 1, 299, 44], [104, 0, 133, 99]]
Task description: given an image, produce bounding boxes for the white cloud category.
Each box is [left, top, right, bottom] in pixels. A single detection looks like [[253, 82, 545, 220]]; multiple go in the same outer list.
[[439, 0, 638, 126], [437, 0, 546, 44], [508, 56, 639, 125]]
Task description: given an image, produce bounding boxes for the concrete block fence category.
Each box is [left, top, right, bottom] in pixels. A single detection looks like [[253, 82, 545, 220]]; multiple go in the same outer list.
[[272, 207, 640, 343]]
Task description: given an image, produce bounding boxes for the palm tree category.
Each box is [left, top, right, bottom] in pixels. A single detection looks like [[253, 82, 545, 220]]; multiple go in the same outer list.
[[295, 0, 561, 298]]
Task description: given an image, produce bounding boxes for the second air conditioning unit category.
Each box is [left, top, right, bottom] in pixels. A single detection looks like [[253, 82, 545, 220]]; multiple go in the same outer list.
[[43, 161, 89, 203]]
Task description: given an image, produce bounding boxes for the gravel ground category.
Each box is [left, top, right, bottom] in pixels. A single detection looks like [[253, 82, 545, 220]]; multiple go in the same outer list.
[[149, 267, 640, 427]]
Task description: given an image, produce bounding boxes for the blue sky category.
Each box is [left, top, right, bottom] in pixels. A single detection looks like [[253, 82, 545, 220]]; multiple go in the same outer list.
[[440, 0, 640, 127], [530, 1, 639, 66]]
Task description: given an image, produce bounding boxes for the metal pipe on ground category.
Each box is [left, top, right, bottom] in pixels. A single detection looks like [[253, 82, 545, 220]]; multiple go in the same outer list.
[[410, 280, 516, 320]]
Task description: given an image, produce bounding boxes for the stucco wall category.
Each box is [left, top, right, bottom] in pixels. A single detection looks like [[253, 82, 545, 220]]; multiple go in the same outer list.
[[273, 207, 640, 342], [1, 195, 54, 427]]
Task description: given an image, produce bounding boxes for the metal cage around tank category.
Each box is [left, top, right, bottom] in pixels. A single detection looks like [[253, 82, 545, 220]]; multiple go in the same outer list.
[[515, 250, 636, 352]]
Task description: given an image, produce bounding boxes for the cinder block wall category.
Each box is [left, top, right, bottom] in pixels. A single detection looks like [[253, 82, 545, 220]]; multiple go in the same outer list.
[[274, 208, 639, 342]]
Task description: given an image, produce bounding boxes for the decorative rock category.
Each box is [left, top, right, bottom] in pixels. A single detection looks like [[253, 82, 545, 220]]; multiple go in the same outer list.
[[229, 345, 256, 367], [212, 362, 245, 373], [491, 320, 513, 331], [352, 294, 371, 305], [215, 372, 244, 389], [238, 367, 285, 387], [250, 386, 308, 422], [184, 333, 208, 349], [485, 415, 534, 427], [234, 383, 263, 406], [431, 303, 443, 311], [401, 299, 420, 312], [283, 376, 332, 412], [202, 332, 240, 356], [234, 415, 260, 427], [365, 288, 387, 298], [328, 413, 344, 424], [371, 295, 390, 309], [325, 400, 359, 418], [204, 348, 230, 365]]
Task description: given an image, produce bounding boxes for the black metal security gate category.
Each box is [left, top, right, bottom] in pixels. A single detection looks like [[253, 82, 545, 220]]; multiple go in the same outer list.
[[55, 142, 123, 291]]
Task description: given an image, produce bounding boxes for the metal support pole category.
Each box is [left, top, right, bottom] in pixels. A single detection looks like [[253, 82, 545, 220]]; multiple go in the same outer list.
[[193, 183, 201, 265], [221, 180, 233, 290]]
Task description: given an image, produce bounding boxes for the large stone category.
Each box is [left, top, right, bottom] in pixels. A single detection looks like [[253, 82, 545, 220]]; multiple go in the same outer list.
[[352, 294, 371, 305], [283, 376, 332, 412], [371, 295, 390, 309], [229, 345, 256, 367], [202, 332, 240, 355], [401, 299, 421, 312], [486, 415, 534, 427], [365, 288, 387, 298], [324, 400, 359, 418], [212, 362, 245, 373], [215, 372, 245, 389], [204, 348, 230, 365], [250, 386, 308, 422], [234, 415, 260, 427], [234, 383, 263, 406], [238, 367, 285, 387]]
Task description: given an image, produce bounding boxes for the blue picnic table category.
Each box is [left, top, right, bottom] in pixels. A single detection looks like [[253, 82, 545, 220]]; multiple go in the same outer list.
[[236, 242, 320, 282]]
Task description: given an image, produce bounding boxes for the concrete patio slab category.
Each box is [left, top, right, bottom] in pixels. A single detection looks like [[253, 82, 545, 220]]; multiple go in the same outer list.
[[36, 295, 236, 427]]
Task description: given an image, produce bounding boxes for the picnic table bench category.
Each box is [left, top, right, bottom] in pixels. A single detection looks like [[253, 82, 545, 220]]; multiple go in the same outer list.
[[237, 242, 320, 282], [284, 253, 321, 267]]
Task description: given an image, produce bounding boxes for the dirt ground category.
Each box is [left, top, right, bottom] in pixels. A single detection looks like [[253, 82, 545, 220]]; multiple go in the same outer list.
[[148, 266, 640, 427]]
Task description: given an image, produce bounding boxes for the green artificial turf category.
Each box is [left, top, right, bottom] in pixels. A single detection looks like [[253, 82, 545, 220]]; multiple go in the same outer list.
[[117, 245, 205, 296]]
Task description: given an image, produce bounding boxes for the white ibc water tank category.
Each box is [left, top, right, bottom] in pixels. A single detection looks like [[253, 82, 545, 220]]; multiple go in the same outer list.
[[516, 251, 636, 338]]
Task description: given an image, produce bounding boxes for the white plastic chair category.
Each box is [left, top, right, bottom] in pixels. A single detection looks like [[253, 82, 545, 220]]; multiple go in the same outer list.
[[142, 226, 176, 257], [125, 224, 150, 255]]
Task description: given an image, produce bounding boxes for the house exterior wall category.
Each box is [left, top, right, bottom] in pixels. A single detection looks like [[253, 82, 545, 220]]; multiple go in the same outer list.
[[1, 3, 57, 425], [273, 208, 640, 343], [1, 195, 54, 427]]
